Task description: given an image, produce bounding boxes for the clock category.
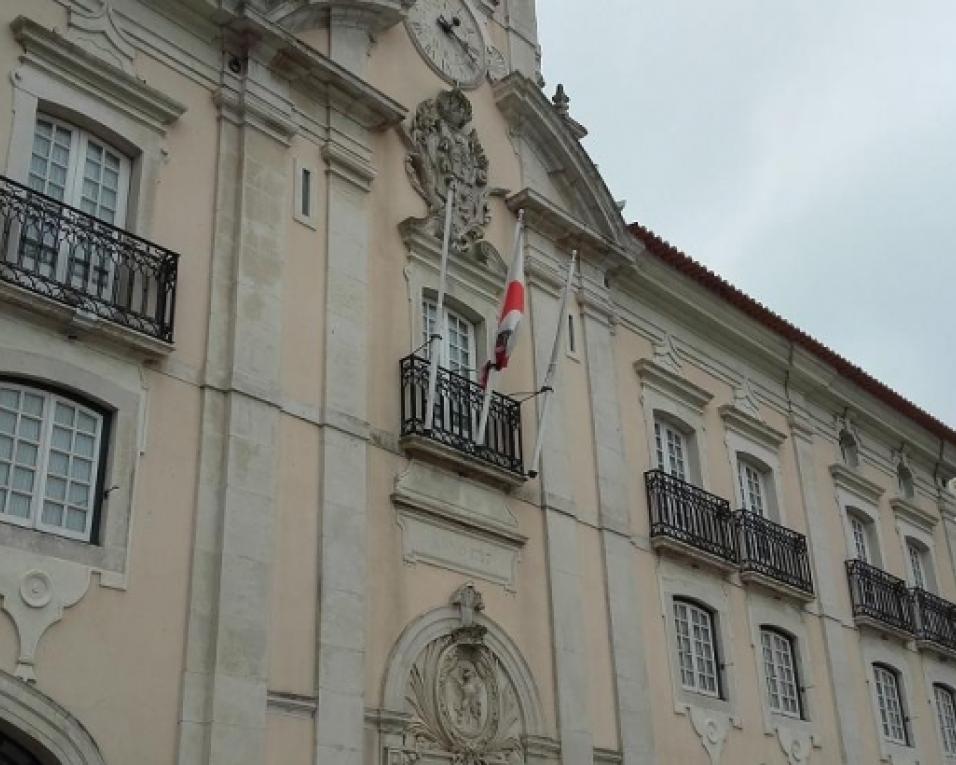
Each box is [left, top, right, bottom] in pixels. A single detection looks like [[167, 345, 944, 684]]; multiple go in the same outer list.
[[406, 0, 487, 88]]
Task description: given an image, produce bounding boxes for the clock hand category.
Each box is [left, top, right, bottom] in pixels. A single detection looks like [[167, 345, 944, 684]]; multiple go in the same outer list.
[[448, 28, 480, 63]]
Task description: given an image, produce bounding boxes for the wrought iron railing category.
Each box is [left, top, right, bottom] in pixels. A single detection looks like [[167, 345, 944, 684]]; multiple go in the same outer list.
[[912, 587, 956, 652], [0, 174, 178, 342], [399, 354, 524, 476], [737, 510, 814, 596], [645, 469, 739, 564], [845, 559, 915, 635]]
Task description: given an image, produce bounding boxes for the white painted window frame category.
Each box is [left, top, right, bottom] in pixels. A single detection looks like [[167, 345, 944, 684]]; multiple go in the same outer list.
[[895, 516, 938, 594], [722, 418, 786, 524], [839, 500, 884, 569], [862, 636, 917, 761], [873, 664, 908, 745], [673, 598, 720, 697], [935, 683, 956, 758]]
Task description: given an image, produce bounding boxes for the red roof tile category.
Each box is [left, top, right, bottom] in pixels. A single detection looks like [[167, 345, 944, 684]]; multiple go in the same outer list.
[[627, 221, 956, 449]]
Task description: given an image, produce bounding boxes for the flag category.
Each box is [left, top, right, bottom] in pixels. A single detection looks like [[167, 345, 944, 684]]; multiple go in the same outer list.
[[480, 215, 525, 388]]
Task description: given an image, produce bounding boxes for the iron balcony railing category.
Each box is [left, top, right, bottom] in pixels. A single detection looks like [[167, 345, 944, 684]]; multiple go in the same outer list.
[[912, 587, 956, 652], [0, 174, 178, 342], [645, 469, 739, 565], [846, 559, 915, 635], [737, 510, 814, 596], [400, 354, 524, 477]]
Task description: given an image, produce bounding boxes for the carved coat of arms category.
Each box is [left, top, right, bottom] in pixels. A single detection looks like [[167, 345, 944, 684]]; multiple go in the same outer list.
[[403, 87, 491, 255]]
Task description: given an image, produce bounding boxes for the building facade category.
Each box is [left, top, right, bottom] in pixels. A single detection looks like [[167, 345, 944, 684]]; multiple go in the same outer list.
[[0, 1, 955, 764]]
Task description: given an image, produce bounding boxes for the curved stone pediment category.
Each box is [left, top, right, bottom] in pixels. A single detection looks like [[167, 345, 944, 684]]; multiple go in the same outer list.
[[493, 73, 627, 250]]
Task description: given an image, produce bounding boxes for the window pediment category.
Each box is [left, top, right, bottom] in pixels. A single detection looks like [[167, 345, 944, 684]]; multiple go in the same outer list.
[[719, 404, 787, 450], [636, 359, 713, 414], [12, 16, 186, 133], [830, 463, 884, 505]]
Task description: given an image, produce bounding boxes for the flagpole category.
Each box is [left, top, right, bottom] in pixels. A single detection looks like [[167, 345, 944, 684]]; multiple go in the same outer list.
[[476, 211, 524, 446], [527, 250, 577, 478], [423, 178, 457, 433]]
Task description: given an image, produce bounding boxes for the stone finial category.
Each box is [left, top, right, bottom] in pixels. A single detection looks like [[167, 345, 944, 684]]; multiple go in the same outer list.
[[551, 83, 570, 117]]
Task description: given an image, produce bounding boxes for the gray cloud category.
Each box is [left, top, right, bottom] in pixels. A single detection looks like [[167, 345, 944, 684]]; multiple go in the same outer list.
[[538, 0, 956, 427]]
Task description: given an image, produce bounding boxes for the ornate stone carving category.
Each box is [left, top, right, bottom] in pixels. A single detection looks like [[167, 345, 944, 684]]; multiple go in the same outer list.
[[403, 87, 491, 256], [486, 45, 508, 83], [776, 726, 813, 765], [732, 376, 761, 420], [652, 332, 682, 373], [65, 0, 137, 76], [687, 707, 730, 765], [399, 585, 524, 764]]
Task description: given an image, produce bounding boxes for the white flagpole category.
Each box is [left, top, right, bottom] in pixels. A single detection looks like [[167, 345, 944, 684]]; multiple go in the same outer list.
[[423, 178, 457, 433], [527, 251, 577, 478], [475, 212, 524, 446]]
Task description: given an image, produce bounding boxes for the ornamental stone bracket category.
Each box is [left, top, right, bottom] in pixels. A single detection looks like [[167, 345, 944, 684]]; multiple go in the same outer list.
[[776, 725, 814, 765], [401, 87, 495, 259], [687, 706, 731, 765], [0, 549, 92, 683]]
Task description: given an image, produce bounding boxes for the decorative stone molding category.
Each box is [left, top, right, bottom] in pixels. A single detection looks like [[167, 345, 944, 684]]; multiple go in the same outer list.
[[652, 332, 682, 373], [829, 463, 884, 505], [0, 669, 106, 764], [213, 85, 297, 145], [0, 550, 93, 682], [65, 1, 137, 76], [11, 16, 186, 133], [731, 376, 761, 420], [486, 44, 508, 82], [268, 0, 412, 36], [635, 358, 713, 415], [687, 707, 730, 765], [890, 496, 937, 530], [266, 690, 318, 717], [402, 87, 491, 257], [719, 404, 787, 450], [393, 460, 526, 591], [776, 726, 813, 765]]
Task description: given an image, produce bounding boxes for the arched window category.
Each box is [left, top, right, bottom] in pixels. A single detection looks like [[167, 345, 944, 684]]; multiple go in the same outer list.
[[934, 684, 956, 756], [760, 627, 802, 718], [0, 379, 108, 543], [847, 509, 876, 564], [873, 663, 908, 745], [422, 298, 477, 378], [905, 538, 934, 592], [673, 598, 720, 698]]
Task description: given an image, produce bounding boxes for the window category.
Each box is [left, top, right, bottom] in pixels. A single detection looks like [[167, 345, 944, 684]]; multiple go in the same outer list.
[[738, 457, 768, 516], [20, 115, 131, 297], [0, 381, 105, 542], [655, 420, 688, 481], [935, 684, 956, 757], [873, 664, 908, 745], [907, 540, 927, 590], [760, 628, 802, 718], [422, 300, 476, 378], [850, 515, 870, 563], [300, 167, 311, 218], [567, 314, 576, 355], [673, 599, 719, 697], [293, 159, 317, 227]]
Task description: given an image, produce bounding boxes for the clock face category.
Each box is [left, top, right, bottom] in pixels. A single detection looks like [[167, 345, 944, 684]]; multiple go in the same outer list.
[[406, 0, 487, 88]]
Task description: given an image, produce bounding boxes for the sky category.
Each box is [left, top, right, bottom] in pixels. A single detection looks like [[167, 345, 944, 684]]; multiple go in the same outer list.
[[537, 1, 956, 428]]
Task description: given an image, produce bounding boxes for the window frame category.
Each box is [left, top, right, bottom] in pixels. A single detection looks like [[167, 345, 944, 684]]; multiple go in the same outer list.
[[672, 597, 722, 699], [759, 626, 803, 720], [655, 418, 690, 483], [737, 454, 772, 517], [935, 683, 956, 758], [873, 663, 909, 746], [422, 298, 478, 380], [0, 378, 110, 544]]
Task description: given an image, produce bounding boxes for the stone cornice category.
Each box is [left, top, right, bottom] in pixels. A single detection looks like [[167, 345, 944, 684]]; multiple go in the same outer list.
[[506, 187, 628, 266], [11, 15, 187, 132], [214, 85, 297, 145], [635, 358, 713, 414], [225, 5, 407, 131], [829, 463, 885, 505], [322, 141, 377, 190], [268, 0, 410, 36], [719, 404, 788, 450], [890, 497, 937, 530]]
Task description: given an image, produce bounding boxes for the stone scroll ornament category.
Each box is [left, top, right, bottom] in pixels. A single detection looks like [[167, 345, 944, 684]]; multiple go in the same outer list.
[[403, 87, 491, 257], [401, 585, 524, 764]]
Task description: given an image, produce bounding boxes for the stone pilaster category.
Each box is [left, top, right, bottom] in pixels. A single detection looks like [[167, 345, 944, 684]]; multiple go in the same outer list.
[[527, 252, 594, 764], [578, 276, 656, 765], [178, 76, 293, 765], [313, 140, 376, 765], [788, 404, 862, 764]]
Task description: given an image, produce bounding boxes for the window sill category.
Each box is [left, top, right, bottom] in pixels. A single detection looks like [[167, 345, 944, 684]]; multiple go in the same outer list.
[[0, 520, 124, 580], [0, 280, 174, 358]]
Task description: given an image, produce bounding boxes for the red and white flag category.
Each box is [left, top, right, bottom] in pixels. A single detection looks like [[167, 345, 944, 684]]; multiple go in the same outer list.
[[480, 216, 525, 388]]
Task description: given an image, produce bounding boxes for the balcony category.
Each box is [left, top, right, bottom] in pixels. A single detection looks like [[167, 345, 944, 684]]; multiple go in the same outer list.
[[0, 175, 178, 346], [912, 587, 956, 658], [846, 559, 915, 639], [399, 354, 525, 486], [645, 469, 739, 570], [737, 510, 814, 600]]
